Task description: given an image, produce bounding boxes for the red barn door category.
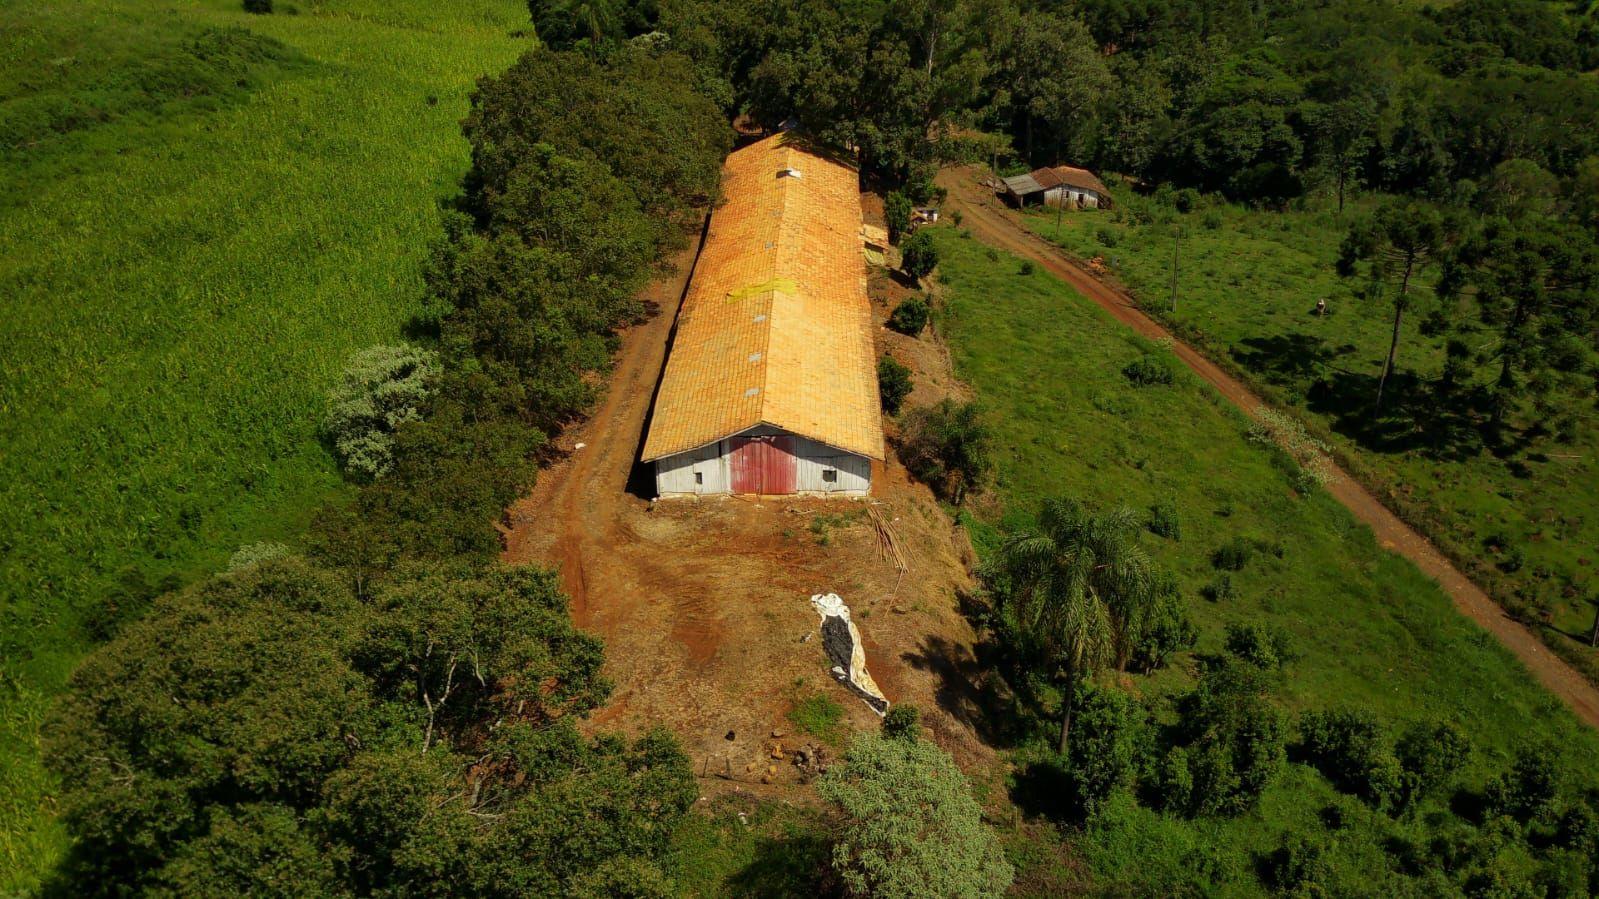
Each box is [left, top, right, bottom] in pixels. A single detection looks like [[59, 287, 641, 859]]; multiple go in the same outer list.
[[728, 435, 796, 494]]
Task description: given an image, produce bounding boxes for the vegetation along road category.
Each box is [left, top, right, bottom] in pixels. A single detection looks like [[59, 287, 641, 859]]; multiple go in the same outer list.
[[940, 165, 1599, 730]]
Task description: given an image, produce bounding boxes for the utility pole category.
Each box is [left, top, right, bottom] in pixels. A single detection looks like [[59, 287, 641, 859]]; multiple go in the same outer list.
[[1054, 189, 1064, 237], [1169, 225, 1182, 313]]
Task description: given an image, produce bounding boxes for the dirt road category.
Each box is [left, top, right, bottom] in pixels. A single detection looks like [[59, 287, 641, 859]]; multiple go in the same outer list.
[[502, 224, 994, 784], [939, 165, 1599, 730]]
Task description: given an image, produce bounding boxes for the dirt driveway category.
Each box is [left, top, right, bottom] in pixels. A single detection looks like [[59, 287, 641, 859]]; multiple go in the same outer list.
[[502, 232, 995, 789], [938, 165, 1599, 729]]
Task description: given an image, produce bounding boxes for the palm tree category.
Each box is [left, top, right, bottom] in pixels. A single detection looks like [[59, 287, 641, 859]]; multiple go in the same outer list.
[[991, 499, 1161, 756]]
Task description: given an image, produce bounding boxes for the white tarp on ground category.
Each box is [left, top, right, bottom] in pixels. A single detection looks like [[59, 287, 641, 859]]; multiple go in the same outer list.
[[810, 593, 889, 716]]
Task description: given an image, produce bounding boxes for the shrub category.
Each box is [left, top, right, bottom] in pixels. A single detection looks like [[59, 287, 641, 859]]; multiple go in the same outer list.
[[1066, 683, 1144, 816], [1097, 226, 1120, 248], [1201, 575, 1237, 603], [1211, 537, 1254, 571], [1018, 259, 1035, 276], [1122, 354, 1174, 387], [885, 191, 912, 244], [243, 0, 272, 12], [1262, 834, 1335, 896], [1486, 745, 1562, 823], [887, 296, 931, 335], [1395, 721, 1471, 811], [1147, 500, 1181, 541], [323, 344, 439, 482], [882, 704, 922, 741], [1166, 658, 1287, 816], [1131, 592, 1197, 672], [877, 356, 913, 414], [818, 733, 1013, 898], [1175, 188, 1202, 214], [897, 399, 992, 505], [950, 209, 963, 227], [900, 230, 939, 281], [1223, 622, 1294, 670], [1300, 708, 1402, 807], [984, 247, 999, 262]]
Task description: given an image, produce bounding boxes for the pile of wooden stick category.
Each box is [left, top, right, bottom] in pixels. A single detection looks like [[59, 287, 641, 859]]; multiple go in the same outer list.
[[868, 504, 908, 576]]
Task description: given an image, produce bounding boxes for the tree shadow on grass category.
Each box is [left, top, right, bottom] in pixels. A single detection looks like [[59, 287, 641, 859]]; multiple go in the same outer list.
[[724, 830, 834, 898], [899, 633, 1028, 749], [1009, 757, 1080, 823]]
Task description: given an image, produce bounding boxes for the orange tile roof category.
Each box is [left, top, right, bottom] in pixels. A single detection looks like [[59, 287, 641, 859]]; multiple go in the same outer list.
[[642, 133, 884, 462]]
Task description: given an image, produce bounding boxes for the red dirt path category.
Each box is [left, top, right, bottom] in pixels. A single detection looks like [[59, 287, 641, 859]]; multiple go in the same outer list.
[[938, 165, 1599, 729], [502, 229, 996, 790]]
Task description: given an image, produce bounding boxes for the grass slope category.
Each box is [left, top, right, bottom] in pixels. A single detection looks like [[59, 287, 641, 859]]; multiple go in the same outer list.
[[929, 226, 1599, 894], [0, 0, 528, 887], [1020, 195, 1599, 676]]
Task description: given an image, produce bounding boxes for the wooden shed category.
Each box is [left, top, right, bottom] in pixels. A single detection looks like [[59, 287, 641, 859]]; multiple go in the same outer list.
[[1002, 165, 1112, 210], [641, 133, 884, 498]]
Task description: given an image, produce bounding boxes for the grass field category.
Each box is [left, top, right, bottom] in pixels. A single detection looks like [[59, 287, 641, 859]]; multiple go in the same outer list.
[[0, 0, 529, 888], [928, 226, 1599, 893], [1020, 193, 1599, 680]]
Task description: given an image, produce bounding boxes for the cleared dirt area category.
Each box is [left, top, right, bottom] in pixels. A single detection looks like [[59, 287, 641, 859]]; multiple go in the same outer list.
[[938, 164, 1599, 730], [503, 222, 995, 792]]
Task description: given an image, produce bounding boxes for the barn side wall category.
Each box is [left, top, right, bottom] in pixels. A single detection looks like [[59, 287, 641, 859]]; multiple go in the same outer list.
[[653, 428, 871, 498]]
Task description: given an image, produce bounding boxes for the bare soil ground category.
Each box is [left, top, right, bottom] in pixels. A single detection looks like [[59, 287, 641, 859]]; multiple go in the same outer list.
[[938, 164, 1599, 729], [503, 224, 996, 794]]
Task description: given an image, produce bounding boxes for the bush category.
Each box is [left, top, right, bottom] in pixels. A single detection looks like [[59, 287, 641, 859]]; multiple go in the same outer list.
[[1300, 708, 1402, 807], [881, 704, 922, 741], [1262, 834, 1335, 895], [897, 399, 992, 505], [888, 296, 931, 335], [1018, 259, 1035, 275], [1175, 188, 1202, 214], [1212, 536, 1255, 571], [1165, 658, 1287, 816], [226, 542, 290, 572], [1122, 354, 1174, 387], [885, 191, 912, 244], [1395, 721, 1471, 811], [1097, 226, 1120, 248], [1201, 575, 1237, 602], [900, 230, 939, 281], [1066, 683, 1144, 816], [818, 733, 1013, 898], [1131, 592, 1197, 672], [243, 0, 272, 12], [1486, 745, 1562, 823], [877, 356, 913, 414], [1147, 500, 1181, 541], [323, 344, 439, 482], [1223, 622, 1294, 670]]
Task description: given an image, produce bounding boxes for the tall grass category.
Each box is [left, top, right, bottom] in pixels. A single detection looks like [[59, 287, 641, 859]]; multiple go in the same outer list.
[[928, 226, 1599, 894], [0, 0, 529, 888]]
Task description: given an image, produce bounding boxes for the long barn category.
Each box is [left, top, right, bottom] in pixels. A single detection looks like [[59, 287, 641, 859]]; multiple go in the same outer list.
[[641, 133, 884, 498]]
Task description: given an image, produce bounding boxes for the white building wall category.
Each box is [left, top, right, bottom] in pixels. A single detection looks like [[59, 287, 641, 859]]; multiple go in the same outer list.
[[653, 427, 871, 498], [1043, 186, 1103, 209]]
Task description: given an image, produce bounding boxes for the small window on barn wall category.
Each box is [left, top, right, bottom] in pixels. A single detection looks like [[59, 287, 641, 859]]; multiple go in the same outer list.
[[822, 469, 838, 483], [694, 472, 703, 485], [776, 168, 802, 179]]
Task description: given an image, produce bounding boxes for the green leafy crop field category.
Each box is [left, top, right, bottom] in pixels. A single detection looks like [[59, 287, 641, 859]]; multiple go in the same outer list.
[[1022, 195, 1599, 680], [929, 227, 1599, 893], [0, 0, 529, 888]]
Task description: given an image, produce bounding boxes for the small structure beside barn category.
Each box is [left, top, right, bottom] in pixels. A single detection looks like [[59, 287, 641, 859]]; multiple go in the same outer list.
[[1002, 165, 1112, 210], [642, 133, 884, 498]]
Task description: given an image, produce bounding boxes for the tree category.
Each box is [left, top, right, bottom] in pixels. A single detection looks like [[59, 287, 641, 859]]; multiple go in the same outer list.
[[1162, 655, 1288, 816], [324, 344, 439, 482], [900, 229, 939, 281], [887, 296, 931, 335], [877, 356, 914, 414], [1337, 201, 1448, 411], [1307, 97, 1377, 213], [989, 499, 1163, 755], [885, 191, 912, 244], [817, 733, 1013, 899], [897, 399, 991, 504], [1444, 218, 1599, 436]]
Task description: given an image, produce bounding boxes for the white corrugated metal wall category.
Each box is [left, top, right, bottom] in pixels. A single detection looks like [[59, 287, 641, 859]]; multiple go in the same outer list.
[[654, 427, 871, 498]]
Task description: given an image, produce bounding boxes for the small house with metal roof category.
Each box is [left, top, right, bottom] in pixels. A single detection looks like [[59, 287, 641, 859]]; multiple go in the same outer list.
[[641, 133, 884, 498], [1002, 165, 1112, 209]]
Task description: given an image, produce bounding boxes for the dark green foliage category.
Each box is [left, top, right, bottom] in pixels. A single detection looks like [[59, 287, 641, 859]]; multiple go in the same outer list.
[[877, 356, 913, 414], [887, 296, 931, 336], [324, 344, 439, 482], [1211, 536, 1254, 571], [900, 230, 939, 281], [1130, 591, 1196, 672], [885, 191, 912, 244], [1262, 834, 1334, 896], [1122, 353, 1174, 386], [1300, 708, 1402, 808], [1395, 721, 1472, 812], [1064, 683, 1143, 816], [881, 704, 922, 741], [243, 0, 272, 12], [1201, 575, 1236, 602], [898, 399, 992, 505], [1018, 259, 1035, 275], [1486, 745, 1562, 823], [1163, 657, 1287, 816], [1223, 622, 1294, 671], [1147, 499, 1180, 541], [45, 558, 694, 894]]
